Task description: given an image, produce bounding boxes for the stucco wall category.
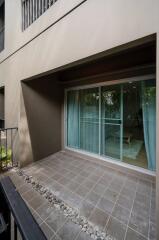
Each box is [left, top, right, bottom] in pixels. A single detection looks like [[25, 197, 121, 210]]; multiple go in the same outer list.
[[20, 77, 63, 166]]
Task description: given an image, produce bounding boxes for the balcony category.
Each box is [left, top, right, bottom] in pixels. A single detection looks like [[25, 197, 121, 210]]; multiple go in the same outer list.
[[22, 0, 58, 30], [4, 151, 156, 240]]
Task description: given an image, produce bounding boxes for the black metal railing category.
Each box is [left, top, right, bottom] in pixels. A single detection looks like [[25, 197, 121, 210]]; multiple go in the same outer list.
[[22, 0, 58, 30], [0, 176, 47, 240], [0, 128, 18, 171]]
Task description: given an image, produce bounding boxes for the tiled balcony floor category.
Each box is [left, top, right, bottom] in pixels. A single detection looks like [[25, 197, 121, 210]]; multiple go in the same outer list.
[[7, 151, 156, 240]]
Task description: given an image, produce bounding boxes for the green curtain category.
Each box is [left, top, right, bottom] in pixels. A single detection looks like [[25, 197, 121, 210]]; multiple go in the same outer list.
[[67, 90, 79, 148], [142, 80, 156, 170], [79, 88, 99, 154]]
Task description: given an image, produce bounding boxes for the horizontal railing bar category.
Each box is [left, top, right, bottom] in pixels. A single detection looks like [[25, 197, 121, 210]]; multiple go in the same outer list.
[[0, 127, 18, 131], [0, 177, 47, 240]]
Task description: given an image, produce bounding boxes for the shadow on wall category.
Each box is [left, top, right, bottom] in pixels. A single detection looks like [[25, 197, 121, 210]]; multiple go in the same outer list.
[[20, 75, 63, 165]]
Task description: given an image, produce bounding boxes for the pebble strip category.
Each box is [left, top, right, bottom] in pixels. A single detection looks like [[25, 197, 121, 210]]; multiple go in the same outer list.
[[16, 168, 114, 240]]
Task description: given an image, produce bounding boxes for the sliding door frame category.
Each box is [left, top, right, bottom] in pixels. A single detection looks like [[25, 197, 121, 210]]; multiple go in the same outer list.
[[120, 85, 123, 161], [64, 74, 155, 170]]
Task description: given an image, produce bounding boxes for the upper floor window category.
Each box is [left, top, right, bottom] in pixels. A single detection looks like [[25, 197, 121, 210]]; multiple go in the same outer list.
[[0, 0, 4, 52], [22, 0, 58, 30]]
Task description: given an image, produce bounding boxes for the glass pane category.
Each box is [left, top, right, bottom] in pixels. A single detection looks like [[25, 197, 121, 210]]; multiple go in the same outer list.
[[67, 90, 79, 148], [122, 80, 156, 171], [142, 80, 156, 170], [101, 85, 122, 159], [79, 88, 99, 154]]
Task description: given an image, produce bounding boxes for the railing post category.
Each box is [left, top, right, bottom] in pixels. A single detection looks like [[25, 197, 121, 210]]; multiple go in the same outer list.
[[0, 130, 1, 170], [14, 221, 17, 240], [5, 129, 7, 168], [0, 182, 11, 240], [11, 129, 13, 167], [0, 177, 47, 240]]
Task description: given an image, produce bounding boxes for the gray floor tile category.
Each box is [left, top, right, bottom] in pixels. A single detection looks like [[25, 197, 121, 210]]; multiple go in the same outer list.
[[83, 179, 96, 189], [89, 208, 109, 230], [98, 175, 112, 186], [66, 192, 83, 210], [94, 167, 105, 175], [79, 200, 95, 218], [125, 228, 147, 240], [134, 192, 150, 208], [17, 183, 31, 195], [32, 211, 43, 225], [75, 185, 89, 198], [85, 191, 100, 206], [104, 188, 119, 203], [40, 222, 55, 240], [80, 170, 91, 178], [89, 173, 101, 182], [124, 180, 138, 190], [58, 176, 71, 186], [50, 234, 62, 240], [51, 173, 63, 181], [109, 180, 123, 193], [22, 188, 39, 202], [150, 208, 156, 225], [76, 231, 92, 240], [97, 196, 114, 214], [66, 180, 80, 192], [29, 195, 47, 211], [129, 212, 149, 237], [151, 196, 156, 211], [120, 187, 136, 200], [65, 171, 77, 179], [149, 221, 156, 240], [117, 194, 134, 210], [112, 204, 130, 225], [74, 175, 87, 184], [132, 201, 149, 219], [51, 182, 64, 196], [36, 202, 54, 221], [105, 216, 127, 240], [45, 210, 67, 233], [137, 182, 151, 197], [57, 221, 81, 240], [92, 183, 107, 195]]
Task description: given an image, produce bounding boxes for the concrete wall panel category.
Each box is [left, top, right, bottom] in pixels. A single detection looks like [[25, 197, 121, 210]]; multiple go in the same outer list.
[[21, 77, 63, 165]]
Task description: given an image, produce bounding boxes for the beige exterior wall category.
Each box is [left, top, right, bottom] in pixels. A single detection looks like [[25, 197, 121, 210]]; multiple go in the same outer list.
[[0, 0, 158, 234], [0, 0, 158, 125]]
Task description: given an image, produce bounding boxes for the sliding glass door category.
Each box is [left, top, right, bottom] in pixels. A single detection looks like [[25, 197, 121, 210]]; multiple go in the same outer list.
[[101, 85, 123, 160], [66, 78, 156, 171], [67, 87, 99, 153]]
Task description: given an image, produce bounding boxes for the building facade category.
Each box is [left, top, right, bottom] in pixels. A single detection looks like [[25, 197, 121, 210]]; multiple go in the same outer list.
[[0, 0, 158, 238]]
